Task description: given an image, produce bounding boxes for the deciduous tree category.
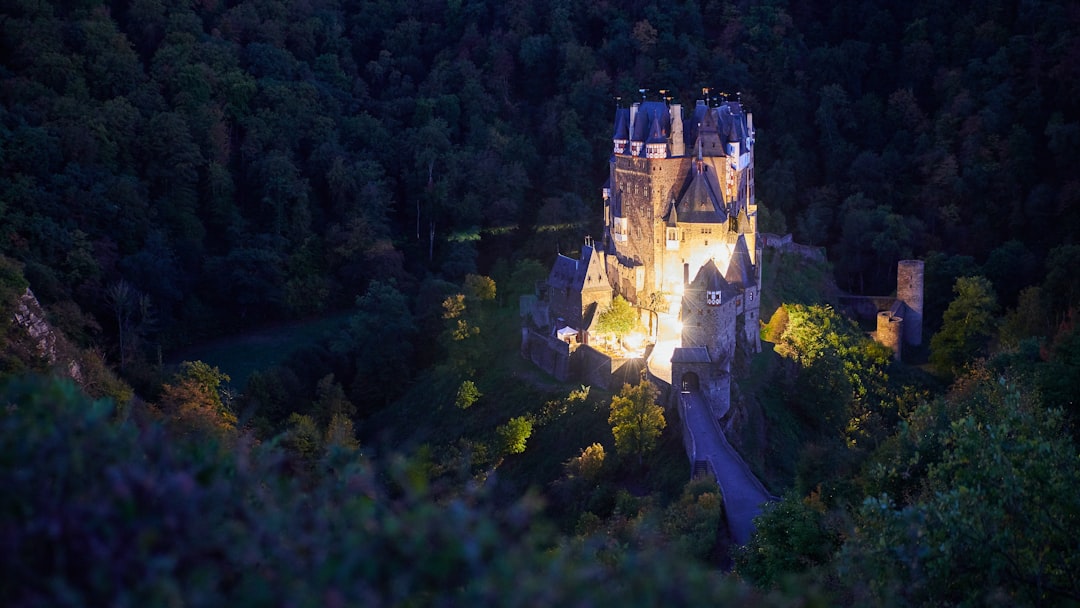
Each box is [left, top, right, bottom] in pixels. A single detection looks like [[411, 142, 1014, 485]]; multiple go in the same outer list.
[[930, 276, 998, 377], [608, 380, 665, 465], [596, 295, 639, 341]]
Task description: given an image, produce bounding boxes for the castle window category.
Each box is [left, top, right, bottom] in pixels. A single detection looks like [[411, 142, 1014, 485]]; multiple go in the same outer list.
[[666, 227, 679, 250]]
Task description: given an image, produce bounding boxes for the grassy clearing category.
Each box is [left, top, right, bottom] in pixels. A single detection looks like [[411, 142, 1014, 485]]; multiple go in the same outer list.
[[166, 312, 352, 388]]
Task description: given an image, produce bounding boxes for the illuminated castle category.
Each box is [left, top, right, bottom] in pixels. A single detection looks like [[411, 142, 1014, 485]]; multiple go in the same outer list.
[[603, 95, 761, 354], [531, 92, 760, 402]]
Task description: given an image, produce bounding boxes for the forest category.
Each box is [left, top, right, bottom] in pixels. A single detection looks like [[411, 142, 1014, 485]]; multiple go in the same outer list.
[[2, 0, 1080, 605]]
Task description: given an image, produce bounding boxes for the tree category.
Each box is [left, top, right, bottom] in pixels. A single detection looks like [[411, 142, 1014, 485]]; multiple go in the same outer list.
[[495, 416, 532, 456], [663, 478, 726, 562], [930, 276, 999, 377], [734, 493, 839, 587], [455, 379, 481, 409], [312, 374, 355, 425], [596, 295, 639, 341], [464, 274, 496, 302], [608, 380, 665, 464], [158, 360, 235, 441], [337, 281, 417, 407], [844, 369, 1080, 605], [324, 412, 359, 451], [565, 442, 605, 480]]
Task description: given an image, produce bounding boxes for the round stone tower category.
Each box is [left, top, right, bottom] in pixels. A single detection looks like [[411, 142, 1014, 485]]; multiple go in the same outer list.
[[897, 259, 924, 347], [876, 310, 904, 361]]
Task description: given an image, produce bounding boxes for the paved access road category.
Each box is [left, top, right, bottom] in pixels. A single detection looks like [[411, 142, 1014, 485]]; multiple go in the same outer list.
[[680, 390, 774, 545]]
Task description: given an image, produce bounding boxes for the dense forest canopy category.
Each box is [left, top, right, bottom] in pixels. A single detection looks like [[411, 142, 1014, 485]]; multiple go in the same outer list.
[[4, 0, 1080, 605], [3, 0, 1079, 357]]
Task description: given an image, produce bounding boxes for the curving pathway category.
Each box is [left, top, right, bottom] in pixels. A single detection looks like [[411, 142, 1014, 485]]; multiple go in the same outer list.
[[679, 390, 774, 545]]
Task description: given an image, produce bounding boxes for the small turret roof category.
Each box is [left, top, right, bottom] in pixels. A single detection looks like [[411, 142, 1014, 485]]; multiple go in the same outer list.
[[613, 108, 630, 140], [725, 234, 756, 288], [691, 259, 738, 301], [685, 100, 749, 157], [646, 117, 667, 144], [630, 101, 670, 142]]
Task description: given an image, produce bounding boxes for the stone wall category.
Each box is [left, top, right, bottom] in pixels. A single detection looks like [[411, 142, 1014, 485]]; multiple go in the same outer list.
[[761, 232, 826, 263], [522, 329, 571, 382], [573, 345, 645, 391]]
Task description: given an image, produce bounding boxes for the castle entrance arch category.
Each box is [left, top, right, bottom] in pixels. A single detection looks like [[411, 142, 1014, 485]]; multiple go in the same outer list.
[[680, 371, 700, 392]]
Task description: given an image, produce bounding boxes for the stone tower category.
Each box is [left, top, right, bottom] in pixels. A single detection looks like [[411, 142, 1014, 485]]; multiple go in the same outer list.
[[876, 310, 904, 361], [680, 260, 738, 368], [897, 259, 924, 347]]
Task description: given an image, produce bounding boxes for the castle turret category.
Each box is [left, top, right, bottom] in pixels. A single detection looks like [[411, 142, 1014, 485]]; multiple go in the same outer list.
[[897, 259, 924, 346], [670, 103, 685, 157], [681, 260, 737, 368], [876, 310, 904, 361], [612, 108, 630, 155]]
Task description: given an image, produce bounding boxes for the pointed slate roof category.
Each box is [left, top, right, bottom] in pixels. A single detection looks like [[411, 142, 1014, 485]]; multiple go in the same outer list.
[[646, 116, 667, 144], [684, 101, 749, 157], [630, 101, 670, 142], [548, 245, 609, 293], [715, 103, 748, 144], [673, 163, 727, 224], [694, 103, 725, 157], [691, 259, 738, 301], [547, 254, 579, 291], [613, 108, 630, 140], [724, 234, 756, 288]]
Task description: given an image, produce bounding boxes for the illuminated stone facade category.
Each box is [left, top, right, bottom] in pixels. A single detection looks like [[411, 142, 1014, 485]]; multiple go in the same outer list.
[[603, 97, 761, 355]]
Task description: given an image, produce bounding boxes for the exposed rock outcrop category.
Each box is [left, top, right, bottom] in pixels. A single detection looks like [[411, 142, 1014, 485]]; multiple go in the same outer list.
[[11, 288, 82, 382]]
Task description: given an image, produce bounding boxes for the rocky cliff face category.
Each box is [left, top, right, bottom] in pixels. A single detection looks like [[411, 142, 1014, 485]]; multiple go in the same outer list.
[[11, 288, 82, 382]]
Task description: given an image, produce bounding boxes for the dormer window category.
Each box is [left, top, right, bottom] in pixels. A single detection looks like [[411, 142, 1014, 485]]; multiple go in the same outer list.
[[706, 290, 722, 306]]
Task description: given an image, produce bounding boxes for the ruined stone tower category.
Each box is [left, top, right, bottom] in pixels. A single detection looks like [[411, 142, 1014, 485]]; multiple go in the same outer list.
[[897, 259, 924, 347]]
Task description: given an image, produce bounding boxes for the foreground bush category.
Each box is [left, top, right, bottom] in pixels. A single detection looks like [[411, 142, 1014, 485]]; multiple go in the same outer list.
[[0, 375, 811, 607]]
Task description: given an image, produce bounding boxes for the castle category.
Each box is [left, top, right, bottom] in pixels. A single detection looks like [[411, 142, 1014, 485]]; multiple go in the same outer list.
[[525, 93, 760, 416]]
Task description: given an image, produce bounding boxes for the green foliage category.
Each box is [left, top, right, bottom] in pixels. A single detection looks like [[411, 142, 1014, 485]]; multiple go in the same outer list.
[[999, 286, 1052, 348], [596, 295, 639, 339], [324, 412, 359, 451], [608, 380, 666, 464], [455, 379, 481, 409], [930, 276, 999, 377], [311, 373, 355, 424], [662, 479, 725, 562], [3, 374, 807, 606], [842, 370, 1080, 606], [735, 494, 840, 588], [158, 360, 236, 440], [464, 274, 496, 302], [495, 415, 533, 456], [338, 281, 417, 407], [283, 412, 323, 463], [565, 442, 606, 480], [773, 304, 895, 448]]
